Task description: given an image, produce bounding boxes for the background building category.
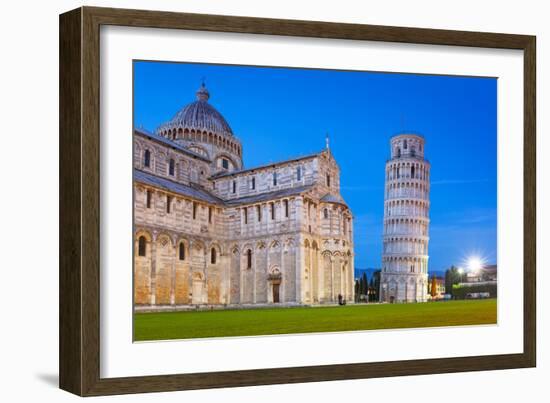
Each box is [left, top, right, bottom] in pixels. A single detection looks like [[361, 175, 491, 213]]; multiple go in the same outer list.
[[133, 83, 354, 309], [464, 264, 497, 284], [428, 276, 446, 299], [380, 134, 431, 302]]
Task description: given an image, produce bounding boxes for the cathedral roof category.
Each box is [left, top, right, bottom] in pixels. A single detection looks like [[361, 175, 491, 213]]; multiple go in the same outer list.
[[210, 151, 323, 179], [225, 185, 314, 207], [320, 193, 348, 206], [156, 83, 234, 137], [134, 127, 211, 162], [135, 169, 224, 205], [135, 170, 315, 207]]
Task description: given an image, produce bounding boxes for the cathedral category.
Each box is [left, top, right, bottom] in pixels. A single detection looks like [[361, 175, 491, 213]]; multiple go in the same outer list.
[[133, 83, 355, 309]]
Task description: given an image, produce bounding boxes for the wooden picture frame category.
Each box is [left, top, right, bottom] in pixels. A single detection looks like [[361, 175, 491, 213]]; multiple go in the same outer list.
[[59, 6, 536, 396]]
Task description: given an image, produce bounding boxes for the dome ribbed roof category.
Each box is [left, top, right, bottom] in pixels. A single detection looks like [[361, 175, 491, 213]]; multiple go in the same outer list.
[[156, 83, 233, 136]]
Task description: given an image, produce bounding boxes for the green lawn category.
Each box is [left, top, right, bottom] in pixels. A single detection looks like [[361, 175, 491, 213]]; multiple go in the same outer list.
[[134, 299, 497, 341]]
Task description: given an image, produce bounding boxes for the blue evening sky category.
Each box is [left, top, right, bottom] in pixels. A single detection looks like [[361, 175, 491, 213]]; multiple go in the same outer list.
[[134, 61, 497, 273]]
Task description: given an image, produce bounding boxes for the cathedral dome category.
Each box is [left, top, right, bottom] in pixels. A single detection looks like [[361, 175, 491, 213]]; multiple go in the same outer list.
[[156, 83, 234, 137]]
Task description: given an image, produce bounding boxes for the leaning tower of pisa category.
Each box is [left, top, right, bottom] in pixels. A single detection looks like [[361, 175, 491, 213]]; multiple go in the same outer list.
[[380, 134, 430, 303]]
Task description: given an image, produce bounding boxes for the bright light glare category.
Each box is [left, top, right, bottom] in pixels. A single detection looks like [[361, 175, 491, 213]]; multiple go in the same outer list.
[[467, 256, 483, 272]]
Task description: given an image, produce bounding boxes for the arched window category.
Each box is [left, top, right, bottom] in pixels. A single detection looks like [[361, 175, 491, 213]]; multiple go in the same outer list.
[[411, 166, 415, 178], [246, 249, 252, 269], [179, 243, 185, 260], [232, 180, 236, 193], [324, 208, 329, 219], [396, 147, 401, 157], [146, 190, 152, 208], [404, 140, 408, 149], [144, 150, 151, 167], [284, 200, 289, 218], [296, 166, 302, 181], [211, 248, 217, 264], [326, 174, 331, 187], [273, 172, 278, 186], [166, 195, 171, 214], [410, 265, 414, 273], [251, 177, 256, 190], [168, 159, 175, 176], [138, 236, 146, 257]]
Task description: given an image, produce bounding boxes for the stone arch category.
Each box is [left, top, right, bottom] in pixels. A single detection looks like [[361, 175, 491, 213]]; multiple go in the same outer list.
[[241, 242, 254, 255], [173, 237, 190, 304], [206, 243, 222, 304], [267, 265, 282, 303], [191, 271, 206, 304], [209, 243, 221, 264], [134, 142, 143, 166], [190, 239, 206, 291], [134, 230, 153, 305], [253, 240, 268, 303], [229, 245, 241, 304], [175, 238, 189, 261], [284, 237, 295, 249], [241, 244, 254, 304], [321, 251, 333, 302], [188, 144, 210, 159], [154, 233, 174, 305], [387, 279, 398, 303]]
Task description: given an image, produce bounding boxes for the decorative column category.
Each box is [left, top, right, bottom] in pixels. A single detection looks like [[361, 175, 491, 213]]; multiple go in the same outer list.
[[280, 244, 285, 303], [295, 236, 303, 303], [170, 240, 176, 305], [150, 234, 157, 305]]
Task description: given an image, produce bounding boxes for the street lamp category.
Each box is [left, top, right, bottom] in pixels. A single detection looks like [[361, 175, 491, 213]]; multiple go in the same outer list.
[[467, 256, 483, 273], [456, 267, 465, 287]]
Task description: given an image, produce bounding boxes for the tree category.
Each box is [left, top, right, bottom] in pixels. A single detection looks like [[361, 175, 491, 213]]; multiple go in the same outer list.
[[354, 279, 360, 302], [445, 266, 462, 298], [368, 277, 374, 302], [361, 272, 368, 300], [372, 270, 381, 302]]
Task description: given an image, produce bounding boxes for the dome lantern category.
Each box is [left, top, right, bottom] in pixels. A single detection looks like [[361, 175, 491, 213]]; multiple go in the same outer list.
[[196, 81, 210, 102]]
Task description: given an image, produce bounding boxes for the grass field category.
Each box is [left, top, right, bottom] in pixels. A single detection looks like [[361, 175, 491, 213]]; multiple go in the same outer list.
[[134, 299, 497, 341]]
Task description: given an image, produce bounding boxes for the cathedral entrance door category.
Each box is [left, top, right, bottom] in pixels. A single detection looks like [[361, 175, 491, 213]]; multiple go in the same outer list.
[[273, 283, 280, 303]]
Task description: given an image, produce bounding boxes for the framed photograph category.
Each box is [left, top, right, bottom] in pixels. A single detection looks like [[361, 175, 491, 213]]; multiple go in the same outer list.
[[59, 6, 536, 396]]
